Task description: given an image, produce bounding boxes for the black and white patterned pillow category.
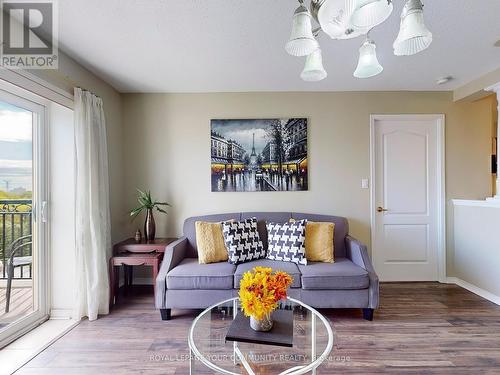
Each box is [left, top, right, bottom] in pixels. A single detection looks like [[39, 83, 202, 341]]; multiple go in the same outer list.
[[266, 220, 307, 265], [222, 218, 265, 265]]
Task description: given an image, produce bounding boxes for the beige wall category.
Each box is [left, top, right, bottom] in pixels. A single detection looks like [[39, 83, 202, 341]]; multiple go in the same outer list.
[[452, 202, 500, 299], [121, 91, 492, 277], [490, 95, 498, 196], [28, 52, 126, 242]]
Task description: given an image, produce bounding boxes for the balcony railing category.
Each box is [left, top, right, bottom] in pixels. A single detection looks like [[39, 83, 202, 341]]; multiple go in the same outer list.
[[0, 199, 32, 279]]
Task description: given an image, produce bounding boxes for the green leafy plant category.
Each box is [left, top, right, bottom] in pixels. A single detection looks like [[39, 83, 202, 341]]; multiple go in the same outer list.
[[129, 189, 170, 220]]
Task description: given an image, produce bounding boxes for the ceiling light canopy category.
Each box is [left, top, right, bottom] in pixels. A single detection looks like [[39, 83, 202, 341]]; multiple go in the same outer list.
[[287, 0, 433, 82], [354, 38, 383, 78], [351, 0, 393, 29], [315, 0, 361, 40]]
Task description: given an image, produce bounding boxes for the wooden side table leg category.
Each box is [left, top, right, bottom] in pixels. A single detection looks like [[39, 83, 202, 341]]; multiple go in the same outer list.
[[124, 265, 129, 296], [128, 266, 133, 288], [109, 259, 115, 309], [115, 265, 120, 304], [152, 261, 159, 304]]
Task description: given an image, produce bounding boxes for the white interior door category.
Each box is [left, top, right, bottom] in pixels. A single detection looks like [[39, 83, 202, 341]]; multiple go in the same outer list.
[[371, 115, 445, 282]]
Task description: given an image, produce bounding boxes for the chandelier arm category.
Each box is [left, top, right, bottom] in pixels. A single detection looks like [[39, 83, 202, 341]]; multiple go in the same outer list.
[[312, 27, 322, 37], [402, 0, 425, 18], [366, 27, 375, 39], [309, 0, 325, 23]]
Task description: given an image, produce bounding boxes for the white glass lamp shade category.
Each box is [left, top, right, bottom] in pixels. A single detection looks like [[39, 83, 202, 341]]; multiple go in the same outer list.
[[353, 39, 383, 78], [393, 0, 432, 56], [317, 0, 363, 40], [285, 5, 319, 57], [351, 0, 393, 29], [301, 49, 327, 82]]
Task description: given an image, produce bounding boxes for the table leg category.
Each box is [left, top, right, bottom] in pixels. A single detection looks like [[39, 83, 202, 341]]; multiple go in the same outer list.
[[189, 348, 194, 374], [128, 266, 133, 288], [109, 259, 114, 308], [124, 265, 129, 296], [115, 265, 120, 304], [233, 299, 238, 366], [311, 313, 317, 375], [234, 346, 254, 374], [152, 261, 159, 303]]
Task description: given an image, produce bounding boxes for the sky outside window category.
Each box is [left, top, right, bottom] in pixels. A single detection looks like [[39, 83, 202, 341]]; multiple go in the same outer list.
[[0, 101, 33, 195]]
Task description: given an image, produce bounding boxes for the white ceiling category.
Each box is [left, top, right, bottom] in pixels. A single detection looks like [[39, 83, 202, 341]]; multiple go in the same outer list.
[[58, 0, 500, 93]]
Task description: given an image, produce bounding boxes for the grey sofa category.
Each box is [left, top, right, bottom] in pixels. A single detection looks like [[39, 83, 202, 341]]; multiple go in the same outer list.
[[155, 212, 379, 321]]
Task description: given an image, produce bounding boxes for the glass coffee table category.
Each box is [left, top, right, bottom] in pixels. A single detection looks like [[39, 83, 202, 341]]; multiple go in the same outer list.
[[188, 297, 334, 374]]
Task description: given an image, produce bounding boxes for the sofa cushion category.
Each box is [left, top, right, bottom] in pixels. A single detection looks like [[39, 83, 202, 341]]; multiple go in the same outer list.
[[222, 218, 266, 264], [183, 213, 241, 258], [167, 258, 235, 290], [266, 220, 307, 265], [241, 212, 293, 250], [195, 221, 229, 264], [234, 259, 301, 289], [291, 213, 348, 258], [298, 258, 369, 290], [291, 219, 335, 263]]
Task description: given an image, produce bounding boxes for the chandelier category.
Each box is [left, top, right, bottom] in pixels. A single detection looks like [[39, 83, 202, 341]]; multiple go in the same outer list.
[[285, 0, 433, 81]]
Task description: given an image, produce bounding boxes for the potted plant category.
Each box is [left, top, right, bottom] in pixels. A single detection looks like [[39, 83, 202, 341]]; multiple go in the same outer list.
[[239, 267, 293, 332], [129, 189, 170, 241]]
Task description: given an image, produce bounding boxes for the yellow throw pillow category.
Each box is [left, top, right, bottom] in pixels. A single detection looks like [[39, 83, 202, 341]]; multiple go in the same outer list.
[[290, 219, 335, 263], [195, 221, 228, 264]]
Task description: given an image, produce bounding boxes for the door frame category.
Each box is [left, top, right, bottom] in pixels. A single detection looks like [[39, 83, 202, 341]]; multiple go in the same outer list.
[[0, 79, 50, 348], [369, 114, 446, 282]]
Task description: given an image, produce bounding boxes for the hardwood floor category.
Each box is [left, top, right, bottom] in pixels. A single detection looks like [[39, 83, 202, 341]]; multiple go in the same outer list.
[[16, 283, 500, 374]]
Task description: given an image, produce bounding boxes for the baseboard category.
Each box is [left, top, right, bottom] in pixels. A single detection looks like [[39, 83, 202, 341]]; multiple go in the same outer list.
[[50, 308, 73, 320], [446, 277, 500, 306], [444, 277, 459, 284]]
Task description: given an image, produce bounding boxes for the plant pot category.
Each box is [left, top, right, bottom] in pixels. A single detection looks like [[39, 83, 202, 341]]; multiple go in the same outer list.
[[144, 208, 156, 241], [250, 314, 273, 332]]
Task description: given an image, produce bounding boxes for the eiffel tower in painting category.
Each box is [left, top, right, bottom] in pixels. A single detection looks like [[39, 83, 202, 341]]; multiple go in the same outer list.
[[249, 133, 257, 168]]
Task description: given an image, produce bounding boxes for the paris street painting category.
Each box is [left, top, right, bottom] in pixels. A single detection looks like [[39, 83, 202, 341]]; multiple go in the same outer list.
[[211, 118, 308, 192]]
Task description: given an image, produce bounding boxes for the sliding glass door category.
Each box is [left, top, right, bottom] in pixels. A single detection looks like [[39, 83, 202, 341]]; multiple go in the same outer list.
[[0, 83, 48, 348]]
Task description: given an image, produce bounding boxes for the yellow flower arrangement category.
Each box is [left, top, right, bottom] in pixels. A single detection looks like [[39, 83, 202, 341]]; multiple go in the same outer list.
[[239, 266, 293, 320]]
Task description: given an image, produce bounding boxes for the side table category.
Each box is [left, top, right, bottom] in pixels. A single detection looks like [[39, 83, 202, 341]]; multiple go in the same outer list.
[[109, 237, 177, 307], [113, 237, 177, 254]]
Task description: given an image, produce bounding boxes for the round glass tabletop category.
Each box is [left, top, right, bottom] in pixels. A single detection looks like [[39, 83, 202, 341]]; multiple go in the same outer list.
[[188, 297, 334, 375]]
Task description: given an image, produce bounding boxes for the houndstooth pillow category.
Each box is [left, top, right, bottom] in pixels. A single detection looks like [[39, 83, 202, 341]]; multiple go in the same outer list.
[[266, 220, 307, 265], [222, 218, 265, 265]]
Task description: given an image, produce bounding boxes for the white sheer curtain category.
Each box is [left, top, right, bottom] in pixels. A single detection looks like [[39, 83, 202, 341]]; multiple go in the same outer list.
[[74, 88, 111, 321]]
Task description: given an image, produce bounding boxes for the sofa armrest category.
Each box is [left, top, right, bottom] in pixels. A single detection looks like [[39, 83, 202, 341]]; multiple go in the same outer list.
[[155, 237, 188, 309], [345, 235, 379, 309]]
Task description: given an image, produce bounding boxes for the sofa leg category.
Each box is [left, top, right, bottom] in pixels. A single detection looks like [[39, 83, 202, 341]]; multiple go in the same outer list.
[[160, 308, 171, 321], [362, 308, 374, 321]]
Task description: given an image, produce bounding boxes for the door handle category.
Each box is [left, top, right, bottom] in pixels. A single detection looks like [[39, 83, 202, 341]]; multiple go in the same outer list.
[[377, 206, 388, 213], [41, 201, 48, 222]]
